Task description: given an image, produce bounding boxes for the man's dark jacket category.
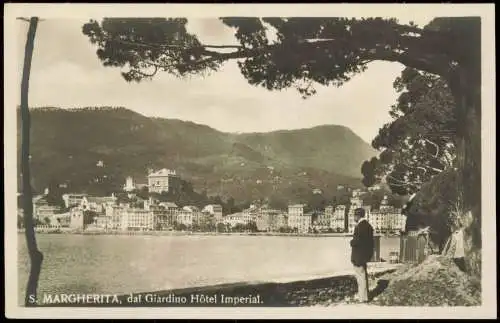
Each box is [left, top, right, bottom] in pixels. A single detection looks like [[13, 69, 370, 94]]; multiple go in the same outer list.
[[350, 219, 375, 266]]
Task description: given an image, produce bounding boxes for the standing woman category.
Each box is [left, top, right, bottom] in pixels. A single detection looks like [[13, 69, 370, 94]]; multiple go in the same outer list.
[[452, 218, 467, 271], [442, 217, 467, 272]]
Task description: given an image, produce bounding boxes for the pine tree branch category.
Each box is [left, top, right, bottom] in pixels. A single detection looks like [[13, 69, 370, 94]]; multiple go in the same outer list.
[[101, 29, 449, 78]]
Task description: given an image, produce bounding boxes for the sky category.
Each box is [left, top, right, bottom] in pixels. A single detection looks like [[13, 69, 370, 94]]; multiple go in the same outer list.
[[15, 16, 434, 143]]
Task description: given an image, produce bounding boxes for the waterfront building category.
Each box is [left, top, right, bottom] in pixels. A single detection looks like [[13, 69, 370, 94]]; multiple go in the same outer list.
[[62, 193, 88, 209], [152, 208, 176, 230], [32, 195, 47, 220], [35, 204, 62, 222], [325, 205, 334, 219], [242, 212, 253, 225], [182, 205, 200, 213], [269, 213, 287, 232], [94, 215, 111, 230], [288, 214, 312, 233], [159, 202, 179, 210], [32, 192, 62, 222], [241, 204, 261, 225], [193, 210, 216, 229], [144, 196, 161, 210], [80, 195, 117, 213], [202, 204, 223, 222], [176, 209, 194, 227], [223, 213, 248, 227], [191, 210, 205, 226], [287, 204, 311, 233], [147, 168, 181, 193], [331, 205, 347, 232], [104, 205, 125, 230], [368, 210, 384, 233], [367, 195, 405, 234], [396, 213, 407, 232], [288, 204, 305, 217], [347, 191, 366, 233], [69, 207, 85, 229], [105, 204, 122, 217], [314, 210, 330, 231], [53, 212, 71, 227], [239, 204, 282, 232], [121, 208, 154, 231], [255, 212, 270, 232], [236, 208, 254, 225]]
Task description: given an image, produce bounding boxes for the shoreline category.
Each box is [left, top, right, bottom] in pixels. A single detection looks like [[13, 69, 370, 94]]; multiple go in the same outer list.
[[35, 264, 401, 307], [18, 229, 400, 238]]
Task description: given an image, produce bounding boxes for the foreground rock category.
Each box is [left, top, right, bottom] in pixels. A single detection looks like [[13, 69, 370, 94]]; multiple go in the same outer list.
[[368, 255, 481, 306]]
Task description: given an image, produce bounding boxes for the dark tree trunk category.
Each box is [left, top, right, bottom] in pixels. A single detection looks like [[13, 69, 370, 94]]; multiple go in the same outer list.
[[448, 64, 482, 277], [20, 17, 43, 306]]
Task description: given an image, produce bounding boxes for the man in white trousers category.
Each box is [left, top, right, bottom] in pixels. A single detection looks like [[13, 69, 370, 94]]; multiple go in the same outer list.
[[350, 208, 375, 303]]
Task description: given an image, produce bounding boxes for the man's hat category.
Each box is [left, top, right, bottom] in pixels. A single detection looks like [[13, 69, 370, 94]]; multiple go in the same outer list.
[[354, 207, 366, 217]]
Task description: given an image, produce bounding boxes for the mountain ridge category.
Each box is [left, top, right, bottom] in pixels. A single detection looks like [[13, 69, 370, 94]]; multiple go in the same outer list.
[[24, 106, 372, 141], [16, 106, 378, 202]]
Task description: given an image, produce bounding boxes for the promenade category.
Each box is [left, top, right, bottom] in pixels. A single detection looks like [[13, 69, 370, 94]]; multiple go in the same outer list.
[[18, 228, 396, 238]]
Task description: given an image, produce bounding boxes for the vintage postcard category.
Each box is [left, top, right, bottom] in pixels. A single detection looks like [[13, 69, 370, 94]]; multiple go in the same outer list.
[[4, 3, 496, 320]]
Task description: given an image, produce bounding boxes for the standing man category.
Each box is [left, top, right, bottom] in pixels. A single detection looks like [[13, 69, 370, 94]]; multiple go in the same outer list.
[[350, 207, 374, 303]]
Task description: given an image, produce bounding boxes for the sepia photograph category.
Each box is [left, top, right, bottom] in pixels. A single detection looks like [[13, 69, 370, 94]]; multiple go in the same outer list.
[[4, 3, 496, 320]]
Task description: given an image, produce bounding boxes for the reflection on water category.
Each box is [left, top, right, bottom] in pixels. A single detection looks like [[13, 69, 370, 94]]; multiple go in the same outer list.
[[18, 234, 399, 305]]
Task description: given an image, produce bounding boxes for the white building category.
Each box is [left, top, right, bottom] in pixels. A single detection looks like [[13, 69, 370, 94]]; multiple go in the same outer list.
[[147, 168, 180, 193], [270, 213, 287, 231], [45, 212, 71, 227], [104, 205, 125, 230], [69, 207, 85, 229], [287, 204, 311, 233], [288, 204, 305, 217], [159, 202, 178, 210], [368, 195, 405, 234], [62, 193, 88, 209], [223, 213, 248, 227], [80, 195, 117, 213], [347, 193, 365, 233], [182, 205, 200, 213], [368, 210, 384, 233], [313, 211, 330, 230], [123, 176, 136, 192], [175, 208, 197, 227], [34, 205, 62, 222], [331, 205, 346, 232], [288, 214, 312, 233], [121, 208, 154, 231], [202, 204, 223, 222]]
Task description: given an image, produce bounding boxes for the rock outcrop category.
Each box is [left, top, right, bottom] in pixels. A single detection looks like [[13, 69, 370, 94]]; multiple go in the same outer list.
[[370, 255, 481, 306]]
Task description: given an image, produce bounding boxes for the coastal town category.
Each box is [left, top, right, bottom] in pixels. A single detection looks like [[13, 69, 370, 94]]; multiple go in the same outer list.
[[19, 168, 407, 235], [10, 10, 489, 315]]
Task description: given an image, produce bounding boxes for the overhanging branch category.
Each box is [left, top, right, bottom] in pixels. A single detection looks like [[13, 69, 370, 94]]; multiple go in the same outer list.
[[100, 30, 449, 77]]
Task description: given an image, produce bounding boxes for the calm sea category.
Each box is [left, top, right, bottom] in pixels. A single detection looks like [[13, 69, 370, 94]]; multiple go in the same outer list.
[[17, 234, 399, 305]]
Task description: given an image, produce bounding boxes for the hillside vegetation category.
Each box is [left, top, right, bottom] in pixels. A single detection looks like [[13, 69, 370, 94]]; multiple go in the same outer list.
[[17, 107, 377, 203]]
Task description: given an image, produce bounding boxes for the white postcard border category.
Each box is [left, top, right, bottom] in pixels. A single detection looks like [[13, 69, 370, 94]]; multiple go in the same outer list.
[[4, 3, 496, 319]]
